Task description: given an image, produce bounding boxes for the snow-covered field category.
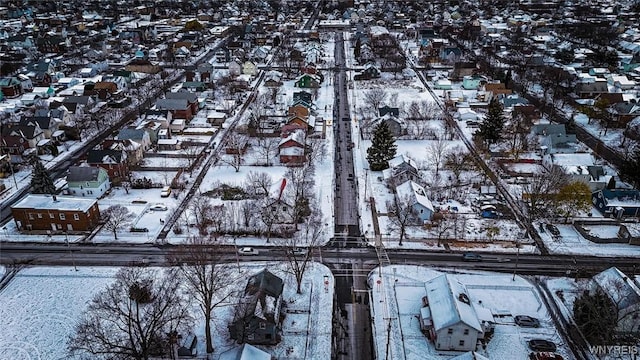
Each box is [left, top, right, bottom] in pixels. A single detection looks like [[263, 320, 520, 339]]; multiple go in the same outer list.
[[0, 263, 333, 360], [0, 267, 118, 360], [540, 224, 640, 257], [369, 265, 575, 360]]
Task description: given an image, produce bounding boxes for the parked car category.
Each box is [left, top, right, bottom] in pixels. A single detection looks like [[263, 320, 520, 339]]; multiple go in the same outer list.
[[515, 315, 540, 328], [528, 339, 556, 352], [149, 204, 168, 211], [529, 352, 564, 360], [238, 247, 259, 256], [462, 252, 482, 262], [160, 186, 171, 197]]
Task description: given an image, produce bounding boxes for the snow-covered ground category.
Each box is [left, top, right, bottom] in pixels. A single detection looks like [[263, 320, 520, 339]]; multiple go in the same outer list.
[[0, 263, 333, 360], [540, 223, 640, 257], [369, 265, 575, 360], [0, 267, 119, 360]]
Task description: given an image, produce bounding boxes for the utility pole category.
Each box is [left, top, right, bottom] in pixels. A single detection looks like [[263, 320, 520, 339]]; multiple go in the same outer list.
[[512, 240, 520, 281]]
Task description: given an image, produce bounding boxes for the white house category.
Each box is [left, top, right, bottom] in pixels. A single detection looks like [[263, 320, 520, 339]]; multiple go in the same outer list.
[[423, 274, 484, 351], [542, 153, 596, 183], [592, 267, 640, 334], [395, 180, 435, 222]]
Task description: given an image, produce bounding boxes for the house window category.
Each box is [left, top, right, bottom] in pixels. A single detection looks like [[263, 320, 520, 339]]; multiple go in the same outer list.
[[463, 329, 469, 335], [57, 224, 62, 230], [259, 322, 266, 330], [60, 213, 66, 220], [272, 206, 277, 212], [74, 214, 80, 221], [265, 333, 272, 340], [447, 328, 453, 334], [49, 213, 55, 219], [37, 213, 43, 219], [28, 213, 34, 220], [247, 334, 254, 340], [459, 340, 465, 346], [283, 206, 287, 211]]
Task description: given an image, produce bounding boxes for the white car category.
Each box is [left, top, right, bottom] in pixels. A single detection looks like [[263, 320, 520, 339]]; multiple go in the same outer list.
[[238, 247, 259, 256], [149, 204, 168, 211]]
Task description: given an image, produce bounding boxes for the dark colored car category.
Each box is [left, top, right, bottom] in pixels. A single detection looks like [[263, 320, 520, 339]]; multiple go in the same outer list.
[[528, 339, 557, 352], [515, 315, 540, 327], [462, 253, 483, 262], [529, 352, 564, 360]]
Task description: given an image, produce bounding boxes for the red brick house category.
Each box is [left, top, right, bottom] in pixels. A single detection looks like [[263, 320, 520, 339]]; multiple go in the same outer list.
[[12, 195, 100, 233], [0, 77, 23, 98], [278, 129, 306, 165], [288, 104, 310, 118]]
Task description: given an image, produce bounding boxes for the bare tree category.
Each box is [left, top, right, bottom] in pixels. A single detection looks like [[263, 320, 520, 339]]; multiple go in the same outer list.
[[189, 194, 216, 235], [306, 138, 327, 164], [255, 137, 279, 166], [260, 198, 278, 242], [222, 131, 247, 172], [386, 195, 416, 245], [426, 132, 450, 179], [168, 236, 235, 354], [181, 144, 202, 171], [68, 267, 192, 360], [363, 88, 389, 117], [444, 147, 473, 185], [101, 205, 134, 240], [521, 166, 569, 227], [245, 171, 273, 198], [276, 207, 325, 294]]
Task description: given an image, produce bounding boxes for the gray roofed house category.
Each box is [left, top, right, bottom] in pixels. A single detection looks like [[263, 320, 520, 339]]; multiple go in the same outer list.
[[592, 267, 640, 334], [117, 128, 151, 150], [165, 90, 198, 103], [66, 165, 111, 198], [228, 269, 284, 345]]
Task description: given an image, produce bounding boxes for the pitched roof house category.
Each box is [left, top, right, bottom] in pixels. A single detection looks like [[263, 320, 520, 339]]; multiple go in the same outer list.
[[228, 269, 284, 345], [592, 267, 640, 334], [422, 274, 485, 351], [66, 165, 111, 198], [395, 180, 434, 222], [278, 129, 306, 165], [86, 149, 129, 185], [382, 155, 420, 187]]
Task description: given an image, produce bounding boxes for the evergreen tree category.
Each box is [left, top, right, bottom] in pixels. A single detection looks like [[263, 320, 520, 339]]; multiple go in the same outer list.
[[30, 160, 56, 194], [573, 288, 617, 345], [620, 148, 640, 188], [478, 98, 505, 145], [367, 122, 397, 171]]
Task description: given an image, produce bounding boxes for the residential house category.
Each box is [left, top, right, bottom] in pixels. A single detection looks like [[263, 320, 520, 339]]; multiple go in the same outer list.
[[434, 78, 453, 90], [287, 114, 315, 132], [125, 59, 161, 74], [228, 60, 242, 77], [0, 77, 23, 97], [242, 61, 257, 76], [228, 269, 284, 345], [36, 34, 69, 53], [483, 82, 512, 97], [532, 124, 578, 154], [294, 73, 321, 88], [369, 114, 404, 138], [543, 153, 595, 183], [455, 108, 479, 122], [422, 274, 485, 351], [1, 123, 45, 149], [93, 81, 118, 100], [278, 129, 306, 165], [117, 128, 152, 151], [379, 105, 400, 117], [19, 116, 59, 139], [155, 98, 195, 121], [395, 180, 434, 222], [182, 81, 207, 92], [382, 155, 420, 187], [592, 189, 640, 219], [575, 81, 609, 98], [66, 165, 111, 198], [102, 139, 144, 166], [264, 71, 283, 87], [219, 344, 271, 360], [462, 75, 487, 90], [354, 63, 381, 80], [293, 91, 313, 104], [62, 96, 94, 114], [591, 267, 640, 334], [12, 195, 101, 233], [86, 149, 129, 185], [288, 104, 311, 118], [17, 74, 33, 92]]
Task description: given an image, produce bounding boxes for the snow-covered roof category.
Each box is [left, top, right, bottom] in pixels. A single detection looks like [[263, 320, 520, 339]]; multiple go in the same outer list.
[[278, 129, 305, 147], [396, 180, 434, 212], [593, 267, 640, 311], [387, 154, 418, 170], [219, 344, 271, 360], [424, 274, 482, 332], [12, 194, 97, 212], [546, 153, 595, 167], [450, 352, 490, 360]]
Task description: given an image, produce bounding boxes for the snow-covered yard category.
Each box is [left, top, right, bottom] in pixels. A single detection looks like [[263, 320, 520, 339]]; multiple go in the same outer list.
[[369, 265, 575, 360], [0, 263, 334, 360], [540, 223, 640, 257]]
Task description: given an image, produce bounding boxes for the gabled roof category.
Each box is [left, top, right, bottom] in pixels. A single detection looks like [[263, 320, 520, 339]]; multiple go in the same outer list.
[[86, 149, 125, 164], [396, 180, 434, 212], [593, 267, 640, 311], [67, 166, 106, 182], [165, 90, 198, 103], [278, 129, 305, 147], [155, 98, 189, 110], [117, 128, 148, 141], [245, 269, 284, 298], [424, 274, 482, 332], [387, 154, 418, 171]]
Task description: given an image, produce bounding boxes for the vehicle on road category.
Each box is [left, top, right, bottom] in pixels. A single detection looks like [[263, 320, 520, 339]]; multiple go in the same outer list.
[[238, 247, 259, 256], [160, 186, 172, 197], [515, 315, 540, 327], [288, 248, 306, 256], [529, 352, 564, 360], [149, 204, 168, 211], [528, 339, 556, 352], [462, 252, 482, 262]]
